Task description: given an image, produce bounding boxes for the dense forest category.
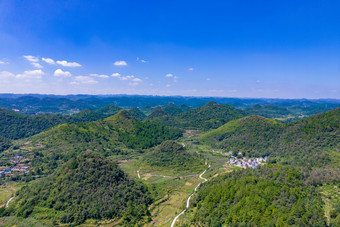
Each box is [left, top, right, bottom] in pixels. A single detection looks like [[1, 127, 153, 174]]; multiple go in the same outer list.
[[202, 108, 340, 167], [188, 165, 328, 226], [3, 151, 152, 225], [149, 101, 246, 130], [26, 110, 182, 174], [142, 140, 205, 172], [0, 99, 338, 226], [0, 105, 123, 140]]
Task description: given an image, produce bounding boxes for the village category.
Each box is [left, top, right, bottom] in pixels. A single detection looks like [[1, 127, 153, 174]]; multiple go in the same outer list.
[[225, 151, 268, 169], [0, 153, 30, 176]]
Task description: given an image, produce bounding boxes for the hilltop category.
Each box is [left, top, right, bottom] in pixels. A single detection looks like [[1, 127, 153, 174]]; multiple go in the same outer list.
[[5, 151, 152, 225], [201, 108, 340, 167]]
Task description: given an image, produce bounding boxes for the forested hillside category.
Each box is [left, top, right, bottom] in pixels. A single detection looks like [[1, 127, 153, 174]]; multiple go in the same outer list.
[[202, 108, 340, 167], [149, 101, 246, 130], [0, 104, 122, 140], [27, 110, 182, 173], [0, 107, 68, 140], [188, 165, 328, 226], [128, 107, 146, 120], [142, 140, 204, 172], [4, 151, 152, 225]]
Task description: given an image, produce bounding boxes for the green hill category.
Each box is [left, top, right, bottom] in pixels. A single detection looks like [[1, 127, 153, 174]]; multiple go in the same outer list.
[[202, 115, 284, 156], [95, 104, 122, 118], [0, 136, 11, 152], [0, 106, 69, 140], [142, 140, 205, 172], [149, 101, 246, 130], [186, 165, 327, 226], [201, 108, 340, 167], [21, 110, 182, 174], [246, 104, 292, 119], [128, 107, 146, 121], [69, 109, 101, 123], [5, 151, 152, 225], [176, 101, 246, 130]]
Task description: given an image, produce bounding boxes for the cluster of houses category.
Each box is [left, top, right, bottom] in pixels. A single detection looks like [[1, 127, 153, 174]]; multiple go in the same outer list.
[[0, 154, 30, 176], [226, 151, 268, 169]]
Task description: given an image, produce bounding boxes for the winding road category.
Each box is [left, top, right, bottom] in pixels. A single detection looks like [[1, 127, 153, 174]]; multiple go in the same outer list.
[[170, 165, 210, 227], [6, 196, 14, 208]]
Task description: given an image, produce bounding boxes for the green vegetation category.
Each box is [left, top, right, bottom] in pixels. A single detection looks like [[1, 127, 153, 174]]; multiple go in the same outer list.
[[0, 106, 68, 140], [0, 136, 11, 152], [95, 104, 122, 118], [22, 110, 181, 174], [128, 107, 146, 120], [142, 141, 204, 173], [4, 151, 152, 225], [246, 104, 291, 119], [202, 108, 340, 167], [187, 165, 327, 226], [149, 101, 246, 130], [0, 104, 122, 141]]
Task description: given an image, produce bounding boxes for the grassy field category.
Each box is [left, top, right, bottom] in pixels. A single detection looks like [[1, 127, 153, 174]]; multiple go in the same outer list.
[[0, 182, 24, 207], [320, 184, 340, 225]]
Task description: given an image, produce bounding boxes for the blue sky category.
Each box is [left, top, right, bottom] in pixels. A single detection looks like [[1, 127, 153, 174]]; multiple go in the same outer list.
[[0, 0, 339, 98]]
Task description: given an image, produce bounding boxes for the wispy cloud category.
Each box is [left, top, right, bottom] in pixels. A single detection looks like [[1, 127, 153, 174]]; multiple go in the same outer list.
[[72, 76, 98, 84], [54, 69, 72, 77], [111, 73, 142, 85], [31, 62, 43, 68], [113, 60, 127, 66], [136, 57, 147, 63], [206, 78, 211, 81], [89, 73, 109, 78], [16, 69, 44, 79], [23, 55, 39, 62], [0, 60, 8, 65], [23, 55, 44, 68], [56, 60, 81, 67], [111, 73, 121, 77], [42, 57, 55, 64], [188, 67, 194, 71], [166, 73, 179, 82]]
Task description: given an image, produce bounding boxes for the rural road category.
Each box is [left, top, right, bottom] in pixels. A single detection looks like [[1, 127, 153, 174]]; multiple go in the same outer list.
[[170, 164, 210, 227], [6, 196, 14, 208]]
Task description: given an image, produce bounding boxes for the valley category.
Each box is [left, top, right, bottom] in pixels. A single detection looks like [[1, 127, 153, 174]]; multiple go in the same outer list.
[[0, 96, 338, 226]]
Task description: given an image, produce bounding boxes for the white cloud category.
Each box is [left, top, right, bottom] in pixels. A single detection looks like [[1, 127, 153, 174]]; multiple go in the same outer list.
[[31, 62, 43, 68], [113, 60, 127, 66], [56, 60, 81, 67], [89, 73, 109, 78], [0, 61, 8, 65], [188, 67, 194, 71], [111, 73, 142, 85], [120, 75, 135, 80], [42, 57, 55, 64], [206, 78, 211, 81], [54, 69, 72, 77], [16, 70, 44, 79], [111, 73, 121, 77], [0, 71, 15, 78], [132, 78, 142, 82], [165, 73, 173, 78], [23, 55, 39, 62], [136, 57, 147, 63], [73, 76, 98, 84]]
